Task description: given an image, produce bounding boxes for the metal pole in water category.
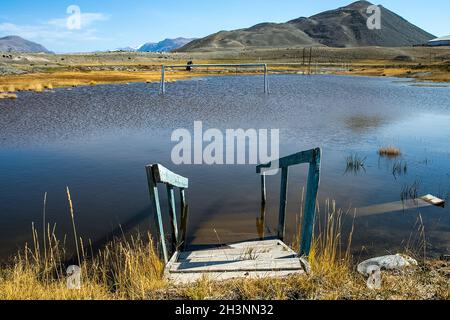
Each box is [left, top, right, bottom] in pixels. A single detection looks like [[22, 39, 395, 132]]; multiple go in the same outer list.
[[264, 64, 268, 93], [160, 65, 165, 94]]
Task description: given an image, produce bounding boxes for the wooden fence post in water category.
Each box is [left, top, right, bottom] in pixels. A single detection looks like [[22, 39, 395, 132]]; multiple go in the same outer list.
[[300, 148, 321, 256], [146, 166, 169, 263], [179, 188, 188, 252], [278, 167, 289, 240], [166, 185, 179, 253], [261, 174, 267, 205], [145, 164, 189, 263], [160, 65, 165, 94], [264, 64, 269, 94]]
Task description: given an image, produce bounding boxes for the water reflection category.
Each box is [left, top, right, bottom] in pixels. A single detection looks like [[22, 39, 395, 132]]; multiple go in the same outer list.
[[0, 75, 449, 260]]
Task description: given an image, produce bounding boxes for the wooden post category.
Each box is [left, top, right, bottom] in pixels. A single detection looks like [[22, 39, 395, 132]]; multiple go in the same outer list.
[[302, 48, 306, 65], [146, 166, 169, 263], [179, 188, 188, 252], [278, 167, 289, 240], [300, 148, 322, 257], [160, 65, 165, 94], [166, 185, 179, 252], [258, 174, 267, 240], [264, 64, 268, 93], [257, 203, 266, 240], [308, 48, 312, 75], [261, 174, 267, 205]]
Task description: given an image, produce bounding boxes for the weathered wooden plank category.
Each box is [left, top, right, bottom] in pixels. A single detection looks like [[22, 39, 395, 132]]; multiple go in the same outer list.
[[179, 188, 188, 251], [167, 270, 304, 284], [356, 195, 445, 217], [178, 240, 292, 258], [256, 149, 317, 173], [164, 240, 306, 284], [173, 242, 298, 266], [177, 251, 297, 263], [278, 167, 289, 240], [150, 164, 189, 189], [171, 259, 303, 273], [420, 194, 445, 207], [166, 185, 179, 252], [178, 244, 295, 260], [261, 174, 267, 205], [146, 166, 169, 263], [300, 148, 321, 257]]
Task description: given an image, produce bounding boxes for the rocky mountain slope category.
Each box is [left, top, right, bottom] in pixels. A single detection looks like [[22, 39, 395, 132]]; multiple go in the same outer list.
[[178, 1, 435, 51]]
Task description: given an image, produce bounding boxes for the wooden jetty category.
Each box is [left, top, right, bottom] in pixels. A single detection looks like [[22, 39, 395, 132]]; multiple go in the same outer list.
[[145, 148, 321, 284]]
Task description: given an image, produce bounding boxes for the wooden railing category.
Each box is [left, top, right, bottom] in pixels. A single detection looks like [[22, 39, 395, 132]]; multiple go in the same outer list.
[[256, 148, 322, 256], [145, 164, 189, 263], [146, 149, 321, 262]]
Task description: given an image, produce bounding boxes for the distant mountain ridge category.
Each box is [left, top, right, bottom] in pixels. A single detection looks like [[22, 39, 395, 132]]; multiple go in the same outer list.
[[137, 37, 196, 52], [178, 1, 435, 52], [0, 36, 51, 53]]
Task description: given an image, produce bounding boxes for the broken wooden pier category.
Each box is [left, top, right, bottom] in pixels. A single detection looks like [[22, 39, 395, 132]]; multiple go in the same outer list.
[[145, 148, 321, 284]]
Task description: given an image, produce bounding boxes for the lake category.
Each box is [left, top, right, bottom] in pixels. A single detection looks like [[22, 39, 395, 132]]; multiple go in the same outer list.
[[0, 74, 449, 260]]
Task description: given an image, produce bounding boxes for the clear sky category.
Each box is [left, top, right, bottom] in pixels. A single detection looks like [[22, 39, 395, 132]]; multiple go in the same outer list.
[[0, 0, 449, 53]]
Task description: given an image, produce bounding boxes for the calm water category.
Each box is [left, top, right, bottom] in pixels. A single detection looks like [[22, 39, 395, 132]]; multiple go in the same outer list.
[[0, 75, 449, 260]]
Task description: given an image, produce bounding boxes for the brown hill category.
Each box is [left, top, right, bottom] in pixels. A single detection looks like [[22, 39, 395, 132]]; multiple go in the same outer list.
[[178, 1, 435, 52]]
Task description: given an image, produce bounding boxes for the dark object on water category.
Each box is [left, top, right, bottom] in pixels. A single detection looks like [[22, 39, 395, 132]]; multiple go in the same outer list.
[[186, 60, 193, 71]]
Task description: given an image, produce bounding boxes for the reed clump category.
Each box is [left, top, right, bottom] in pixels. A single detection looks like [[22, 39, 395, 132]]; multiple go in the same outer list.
[[378, 146, 402, 157], [345, 154, 366, 175]]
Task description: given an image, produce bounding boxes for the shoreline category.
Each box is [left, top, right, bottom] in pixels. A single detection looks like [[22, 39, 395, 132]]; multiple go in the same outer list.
[[0, 65, 448, 99], [1, 46, 449, 98]]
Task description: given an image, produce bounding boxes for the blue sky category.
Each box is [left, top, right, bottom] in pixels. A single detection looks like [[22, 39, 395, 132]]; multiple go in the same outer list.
[[0, 0, 449, 53]]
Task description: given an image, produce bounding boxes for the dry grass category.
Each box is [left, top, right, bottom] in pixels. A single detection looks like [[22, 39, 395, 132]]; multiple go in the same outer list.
[[378, 146, 402, 157], [0, 68, 258, 95], [0, 229, 166, 300], [0, 193, 448, 300], [0, 191, 166, 300], [1, 57, 448, 98], [0, 93, 17, 99]]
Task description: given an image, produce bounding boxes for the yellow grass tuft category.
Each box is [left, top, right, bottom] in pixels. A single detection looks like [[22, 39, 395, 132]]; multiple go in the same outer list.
[[0, 93, 17, 99], [378, 146, 402, 157]]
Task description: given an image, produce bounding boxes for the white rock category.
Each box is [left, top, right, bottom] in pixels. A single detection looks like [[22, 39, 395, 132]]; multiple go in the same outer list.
[[366, 265, 382, 290], [357, 254, 418, 276]]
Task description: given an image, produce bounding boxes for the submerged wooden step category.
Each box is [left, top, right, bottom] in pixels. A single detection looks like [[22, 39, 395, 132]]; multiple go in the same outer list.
[[165, 239, 307, 284]]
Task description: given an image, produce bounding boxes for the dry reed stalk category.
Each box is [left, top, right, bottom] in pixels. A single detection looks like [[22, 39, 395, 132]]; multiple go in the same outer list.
[[66, 187, 81, 266]]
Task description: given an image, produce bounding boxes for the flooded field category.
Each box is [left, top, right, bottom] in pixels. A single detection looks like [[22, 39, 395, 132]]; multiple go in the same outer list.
[[0, 74, 449, 260]]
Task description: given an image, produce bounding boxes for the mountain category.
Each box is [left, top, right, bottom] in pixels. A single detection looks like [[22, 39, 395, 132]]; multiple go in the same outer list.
[[288, 1, 435, 47], [0, 36, 52, 53], [137, 37, 196, 52], [114, 46, 137, 52], [178, 1, 435, 52], [179, 23, 319, 52]]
